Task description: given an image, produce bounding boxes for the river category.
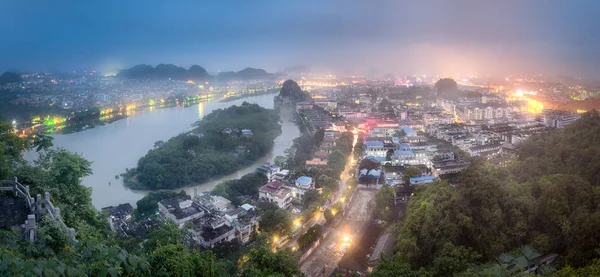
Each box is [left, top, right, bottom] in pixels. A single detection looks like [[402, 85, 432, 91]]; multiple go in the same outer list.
[[26, 94, 300, 209]]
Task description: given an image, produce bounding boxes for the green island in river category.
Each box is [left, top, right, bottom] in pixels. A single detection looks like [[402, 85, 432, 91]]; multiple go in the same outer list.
[[123, 102, 281, 190]]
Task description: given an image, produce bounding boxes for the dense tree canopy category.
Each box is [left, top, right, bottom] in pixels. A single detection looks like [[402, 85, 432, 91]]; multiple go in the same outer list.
[[124, 102, 280, 189], [380, 111, 600, 276], [257, 202, 291, 237]]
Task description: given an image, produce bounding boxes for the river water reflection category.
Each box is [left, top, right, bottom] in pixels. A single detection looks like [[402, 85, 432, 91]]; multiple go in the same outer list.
[[26, 94, 300, 209]]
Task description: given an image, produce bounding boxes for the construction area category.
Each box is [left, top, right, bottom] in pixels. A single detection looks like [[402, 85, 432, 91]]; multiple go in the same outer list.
[[300, 189, 377, 277], [344, 189, 376, 222]]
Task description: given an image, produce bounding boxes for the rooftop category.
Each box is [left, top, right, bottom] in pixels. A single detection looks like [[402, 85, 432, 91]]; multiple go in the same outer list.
[[409, 176, 437, 183], [259, 180, 283, 193], [101, 203, 134, 218], [365, 141, 384, 147], [296, 176, 313, 187]]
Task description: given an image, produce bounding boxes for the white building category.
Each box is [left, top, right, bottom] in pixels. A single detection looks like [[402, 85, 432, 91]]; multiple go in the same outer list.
[[158, 197, 205, 227], [283, 176, 315, 201], [258, 180, 292, 209]]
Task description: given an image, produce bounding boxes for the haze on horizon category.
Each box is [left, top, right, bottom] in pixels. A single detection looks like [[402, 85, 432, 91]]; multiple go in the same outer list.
[[2, 0, 599, 78]]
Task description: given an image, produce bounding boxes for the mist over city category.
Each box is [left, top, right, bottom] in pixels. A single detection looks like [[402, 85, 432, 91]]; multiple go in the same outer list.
[[2, 1, 600, 78], [2, 1, 600, 277]]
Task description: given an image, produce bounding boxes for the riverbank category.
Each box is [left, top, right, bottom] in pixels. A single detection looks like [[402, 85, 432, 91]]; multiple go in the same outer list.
[[24, 93, 300, 209], [220, 88, 279, 103], [16, 94, 216, 136], [122, 102, 282, 190]]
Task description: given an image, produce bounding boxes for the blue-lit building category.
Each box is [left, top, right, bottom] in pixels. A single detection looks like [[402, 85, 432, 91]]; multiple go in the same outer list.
[[409, 175, 437, 185], [401, 126, 417, 137]]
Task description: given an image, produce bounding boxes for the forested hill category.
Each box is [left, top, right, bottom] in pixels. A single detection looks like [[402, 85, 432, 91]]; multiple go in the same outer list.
[[512, 110, 600, 184], [374, 111, 600, 276], [123, 102, 281, 190]]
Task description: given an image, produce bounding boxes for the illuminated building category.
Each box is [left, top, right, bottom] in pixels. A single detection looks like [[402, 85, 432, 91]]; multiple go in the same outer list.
[[541, 110, 580, 128], [455, 104, 510, 122]]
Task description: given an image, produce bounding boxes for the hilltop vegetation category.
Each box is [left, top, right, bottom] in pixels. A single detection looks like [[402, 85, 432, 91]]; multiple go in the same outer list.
[[118, 64, 210, 79], [217, 67, 275, 81], [376, 111, 600, 276], [279, 79, 310, 102], [117, 64, 275, 81], [0, 71, 21, 85], [123, 102, 281, 190]]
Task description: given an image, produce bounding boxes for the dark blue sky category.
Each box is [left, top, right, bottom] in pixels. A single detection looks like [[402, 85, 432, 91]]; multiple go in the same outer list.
[[2, 0, 600, 77]]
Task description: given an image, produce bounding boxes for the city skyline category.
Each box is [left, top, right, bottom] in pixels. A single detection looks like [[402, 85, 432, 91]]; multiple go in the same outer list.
[[2, 1, 600, 78]]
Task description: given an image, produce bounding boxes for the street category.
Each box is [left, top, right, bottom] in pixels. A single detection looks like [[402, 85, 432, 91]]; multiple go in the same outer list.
[[281, 131, 359, 250], [300, 189, 376, 277]]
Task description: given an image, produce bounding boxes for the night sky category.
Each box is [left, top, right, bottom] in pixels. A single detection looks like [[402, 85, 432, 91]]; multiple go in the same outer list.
[[2, 0, 600, 77]]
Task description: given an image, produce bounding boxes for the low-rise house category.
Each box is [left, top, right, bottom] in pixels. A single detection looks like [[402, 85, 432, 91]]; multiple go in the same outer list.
[[305, 158, 328, 169], [394, 184, 415, 204], [364, 140, 386, 157], [468, 144, 501, 156], [254, 163, 283, 180], [470, 245, 558, 276], [210, 195, 233, 212], [158, 196, 205, 227], [224, 205, 260, 244], [368, 233, 396, 268], [101, 203, 134, 235], [313, 150, 329, 160], [432, 158, 471, 177], [187, 215, 236, 249], [433, 149, 455, 161], [259, 180, 293, 209], [241, 129, 253, 138], [295, 176, 314, 190], [358, 168, 384, 188], [383, 165, 405, 186], [271, 169, 290, 181], [283, 176, 315, 201]]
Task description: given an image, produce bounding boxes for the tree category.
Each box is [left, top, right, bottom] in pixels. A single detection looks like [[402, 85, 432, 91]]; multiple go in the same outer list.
[[32, 132, 54, 152], [154, 140, 165, 148], [242, 246, 302, 277], [392, 129, 406, 137], [431, 243, 481, 277], [371, 255, 432, 277], [149, 244, 232, 277], [313, 128, 325, 147], [386, 149, 395, 161], [378, 98, 393, 112], [556, 259, 600, 277], [143, 221, 185, 254], [403, 166, 422, 184], [257, 202, 291, 236], [324, 208, 334, 223], [303, 189, 323, 208], [375, 184, 395, 222], [297, 225, 322, 249], [273, 155, 287, 168], [0, 120, 27, 179]]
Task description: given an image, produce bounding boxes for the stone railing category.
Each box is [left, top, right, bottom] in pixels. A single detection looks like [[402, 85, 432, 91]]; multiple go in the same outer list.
[[0, 178, 76, 242]]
